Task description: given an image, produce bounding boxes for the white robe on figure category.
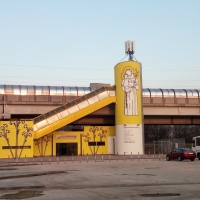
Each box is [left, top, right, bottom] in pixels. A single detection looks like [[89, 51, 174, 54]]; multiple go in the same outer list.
[[121, 73, 138, 116]]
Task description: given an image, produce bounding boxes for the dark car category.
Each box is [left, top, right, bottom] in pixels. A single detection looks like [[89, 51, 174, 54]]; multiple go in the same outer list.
[[166, 148, 196, 161]]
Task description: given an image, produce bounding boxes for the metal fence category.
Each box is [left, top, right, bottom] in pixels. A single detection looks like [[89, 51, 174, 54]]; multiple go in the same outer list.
[[145, 140, 186, 154]]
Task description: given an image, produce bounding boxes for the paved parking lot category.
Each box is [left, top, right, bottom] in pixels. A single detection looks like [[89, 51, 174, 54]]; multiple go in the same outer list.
[[0, 156, 199, 200]]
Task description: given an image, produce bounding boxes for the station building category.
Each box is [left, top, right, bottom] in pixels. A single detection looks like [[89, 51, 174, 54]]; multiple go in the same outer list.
[[0, 60, 144, 158]]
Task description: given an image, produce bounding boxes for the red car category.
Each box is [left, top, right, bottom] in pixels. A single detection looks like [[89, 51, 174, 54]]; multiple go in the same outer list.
[[166, 148, 196, 161]]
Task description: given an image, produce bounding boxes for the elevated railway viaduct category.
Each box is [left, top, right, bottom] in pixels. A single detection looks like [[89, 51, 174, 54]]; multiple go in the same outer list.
[[0, 85, 200, 125]]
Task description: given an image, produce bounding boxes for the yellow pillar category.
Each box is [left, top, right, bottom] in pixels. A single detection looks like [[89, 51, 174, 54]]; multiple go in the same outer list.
[[114, 61, 144, 155]]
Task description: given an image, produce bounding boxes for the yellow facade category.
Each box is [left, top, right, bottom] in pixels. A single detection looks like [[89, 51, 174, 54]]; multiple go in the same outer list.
[[33, 126, 115, 156], [0, 121, 33, 159], [0, 120, 115, 158], [114, 60, 143, 125], [81, 126, 115, 155]]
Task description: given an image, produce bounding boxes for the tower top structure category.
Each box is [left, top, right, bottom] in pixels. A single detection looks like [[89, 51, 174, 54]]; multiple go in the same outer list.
[[125, 40, 135, 60]]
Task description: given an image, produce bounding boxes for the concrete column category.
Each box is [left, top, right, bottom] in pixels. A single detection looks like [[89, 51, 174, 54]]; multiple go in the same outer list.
[[114, 61, 144, 155]]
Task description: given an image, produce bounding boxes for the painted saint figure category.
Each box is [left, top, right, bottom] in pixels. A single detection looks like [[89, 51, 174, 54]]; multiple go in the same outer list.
[[121, 69, 138, 115]]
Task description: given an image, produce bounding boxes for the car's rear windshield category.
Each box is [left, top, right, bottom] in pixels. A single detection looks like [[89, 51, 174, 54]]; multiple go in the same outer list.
[[180, 148, 191, 152]]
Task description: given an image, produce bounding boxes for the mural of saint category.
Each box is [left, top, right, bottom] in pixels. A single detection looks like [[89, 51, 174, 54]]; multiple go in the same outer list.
[[121, 69, 138, 116]]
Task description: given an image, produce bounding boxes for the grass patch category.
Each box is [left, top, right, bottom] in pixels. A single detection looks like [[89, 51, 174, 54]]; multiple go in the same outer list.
[[0, 190, 43, 199]]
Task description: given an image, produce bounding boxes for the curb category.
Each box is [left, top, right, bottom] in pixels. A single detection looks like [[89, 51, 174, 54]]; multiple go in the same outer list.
[[0, 171, 66, 180]]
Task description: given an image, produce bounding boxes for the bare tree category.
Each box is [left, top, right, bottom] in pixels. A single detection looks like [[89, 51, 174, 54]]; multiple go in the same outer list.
[[144, 125, 171, 142], [171, 125, 200, 143]]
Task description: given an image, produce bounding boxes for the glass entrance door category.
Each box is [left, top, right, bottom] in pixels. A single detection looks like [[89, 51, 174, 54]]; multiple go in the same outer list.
[[56, 143, 78, 156]]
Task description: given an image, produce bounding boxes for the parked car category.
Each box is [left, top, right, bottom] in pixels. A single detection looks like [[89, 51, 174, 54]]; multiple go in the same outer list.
[[166, 148, 196, 161]]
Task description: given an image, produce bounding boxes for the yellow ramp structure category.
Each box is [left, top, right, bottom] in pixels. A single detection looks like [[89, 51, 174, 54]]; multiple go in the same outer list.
[[33, 87, 116, 139]]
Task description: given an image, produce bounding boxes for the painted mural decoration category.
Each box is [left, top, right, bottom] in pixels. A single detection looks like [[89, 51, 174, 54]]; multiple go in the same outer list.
[[121, 67, 139, 116], [34, 139, 42, 156], [82, 126, 107, 155], [34, 135, 52, 157], [18, 123, 32, 158], [0, 124, 14, 158], [0, 121, 32, 159], [43, 135, 51, 156]]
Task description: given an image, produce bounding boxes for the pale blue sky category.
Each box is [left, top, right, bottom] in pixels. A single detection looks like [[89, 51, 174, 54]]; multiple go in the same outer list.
[[0, 0, 200, 89]]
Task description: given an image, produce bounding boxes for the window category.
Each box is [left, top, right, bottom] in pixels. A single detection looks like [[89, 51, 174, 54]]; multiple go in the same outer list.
[[192, 140, 195, 147], [196, 138, 200, 146]]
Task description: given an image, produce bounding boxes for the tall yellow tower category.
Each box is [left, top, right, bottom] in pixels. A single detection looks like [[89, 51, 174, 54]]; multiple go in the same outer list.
[[114, 41, 144, 155]]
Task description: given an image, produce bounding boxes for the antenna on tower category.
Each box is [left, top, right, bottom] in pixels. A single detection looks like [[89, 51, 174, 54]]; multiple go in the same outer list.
[[125, 40, 135, 60]]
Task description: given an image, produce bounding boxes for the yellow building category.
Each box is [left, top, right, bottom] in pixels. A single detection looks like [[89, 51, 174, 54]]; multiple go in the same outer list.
[[0, 60, 144, 158], [0, 121, 115, 158], [0, 120, 33, 158]]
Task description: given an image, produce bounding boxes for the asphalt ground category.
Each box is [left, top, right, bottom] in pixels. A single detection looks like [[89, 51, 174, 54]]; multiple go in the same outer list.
[[0, 155, 199, 200]]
